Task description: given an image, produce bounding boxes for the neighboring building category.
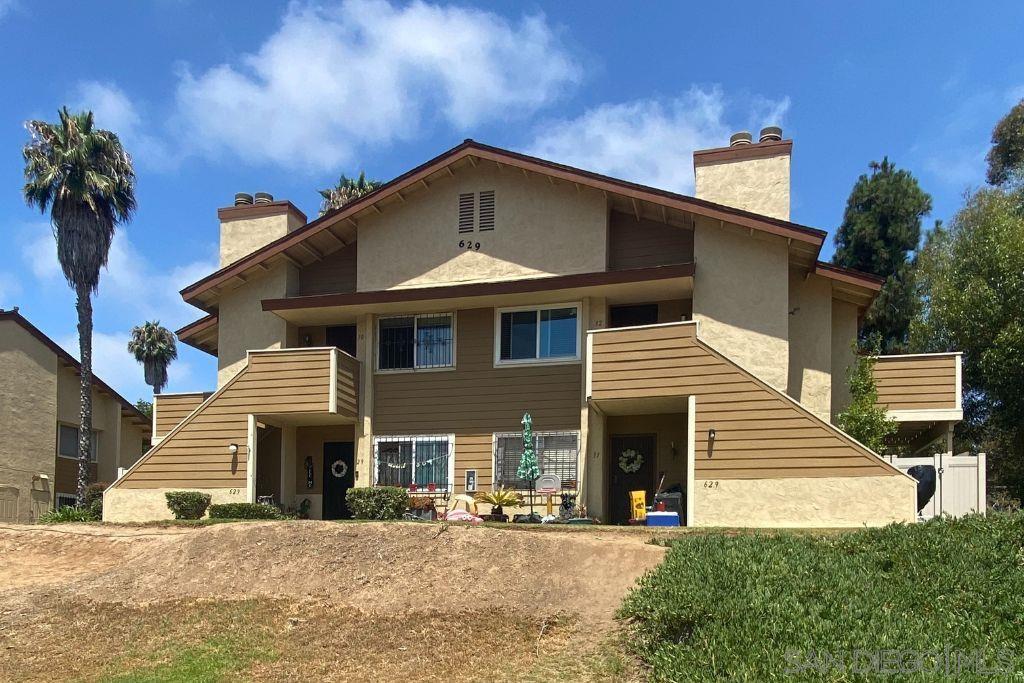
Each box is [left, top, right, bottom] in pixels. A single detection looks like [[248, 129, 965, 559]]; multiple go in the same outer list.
[[0, 309, 151, 522], [104, 132, 962, 527]]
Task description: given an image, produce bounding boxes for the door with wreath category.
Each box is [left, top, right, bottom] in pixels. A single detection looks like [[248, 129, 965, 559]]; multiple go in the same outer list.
[[607, 434, 656, 524], [323, 441, 355, 520]]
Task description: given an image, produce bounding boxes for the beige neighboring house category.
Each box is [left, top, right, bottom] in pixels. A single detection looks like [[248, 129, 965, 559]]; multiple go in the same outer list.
[[103, 131, 962, 527], [0, 308, 151, 522]]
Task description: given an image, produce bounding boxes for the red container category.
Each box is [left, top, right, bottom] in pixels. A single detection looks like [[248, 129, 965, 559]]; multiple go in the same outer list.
[[656, 501, 667, 512]]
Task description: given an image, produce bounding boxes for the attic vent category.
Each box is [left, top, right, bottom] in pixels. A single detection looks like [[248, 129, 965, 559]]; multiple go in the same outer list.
[[458, 193, 475, 233], [478, 190, 495, 231]]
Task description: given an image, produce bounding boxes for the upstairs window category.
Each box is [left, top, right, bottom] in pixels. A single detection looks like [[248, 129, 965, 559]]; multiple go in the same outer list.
[[58, 424, 98, 463], [378, 313, 454, 371], [494, 431, 579, 490], [496, 304, 580, 365]]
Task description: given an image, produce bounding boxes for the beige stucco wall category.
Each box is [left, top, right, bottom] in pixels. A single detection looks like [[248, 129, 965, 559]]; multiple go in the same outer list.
[[694, 153, 790, 221], [118, 420, 149, 471], [217, 265, 298, 385], [57, 365, 122, 486], [220, 210, 305, 267], [787, 271, 833, 421], [693, 474, 916, 528], [0, 321, 57, 522], [355, 163, 607, 292], [103, 486, 248, 522], [831, 299, 859, 419], [691, 218, 790, 391]]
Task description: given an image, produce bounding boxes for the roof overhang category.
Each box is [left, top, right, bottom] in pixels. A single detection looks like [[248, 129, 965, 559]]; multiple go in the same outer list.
[[814, 261, 884, 309], [176, 313, 218, 356], [180, 140, 826, 312], [262, 263, 695, 325]]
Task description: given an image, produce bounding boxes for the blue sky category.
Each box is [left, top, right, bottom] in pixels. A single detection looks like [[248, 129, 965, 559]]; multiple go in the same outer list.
[[2, 1, 1022, 403]]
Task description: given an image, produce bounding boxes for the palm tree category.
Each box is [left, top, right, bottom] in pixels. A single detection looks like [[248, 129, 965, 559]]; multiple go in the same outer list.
[[318, 171, 382, 216], [23, 108, 136, 504], [128, 321, 178, 395]]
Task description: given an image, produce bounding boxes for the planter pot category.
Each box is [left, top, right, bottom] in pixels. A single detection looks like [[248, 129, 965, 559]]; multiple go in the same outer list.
[[488, 513, 509, 523]]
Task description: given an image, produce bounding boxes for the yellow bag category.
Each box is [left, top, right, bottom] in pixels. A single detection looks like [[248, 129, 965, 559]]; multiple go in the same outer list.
[[630, 490, 647, 521]]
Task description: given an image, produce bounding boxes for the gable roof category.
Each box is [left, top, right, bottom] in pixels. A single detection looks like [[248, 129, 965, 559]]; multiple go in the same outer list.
[[0, 308, 151, 428], [179, 139, 830, 311]]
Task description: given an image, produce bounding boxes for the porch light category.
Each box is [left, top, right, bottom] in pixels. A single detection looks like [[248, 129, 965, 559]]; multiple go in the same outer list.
[[228, 443, 239, 455], [708, 429, 716, 442]]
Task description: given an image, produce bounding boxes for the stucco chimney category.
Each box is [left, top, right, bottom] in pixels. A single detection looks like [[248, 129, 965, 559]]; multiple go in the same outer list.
[[217, 194, 307, 267], [693, 126, 792, 221]]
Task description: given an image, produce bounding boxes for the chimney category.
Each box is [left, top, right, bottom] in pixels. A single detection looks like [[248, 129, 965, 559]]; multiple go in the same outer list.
[[217, 192, 307, 267], [693, 125, 792, 221]]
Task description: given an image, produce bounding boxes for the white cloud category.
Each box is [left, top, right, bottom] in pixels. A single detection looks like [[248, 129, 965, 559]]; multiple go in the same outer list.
[[527, 87, 790, 194], [173, 0, 580, 169], [22, 229, 61, 281], [923, 145, 988, 189], [73, 81, 177, 170], [0, 271, 21, 306]]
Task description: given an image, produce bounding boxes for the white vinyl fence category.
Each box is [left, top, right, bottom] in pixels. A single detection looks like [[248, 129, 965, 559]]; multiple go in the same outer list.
[[883, 453, 987, 518]]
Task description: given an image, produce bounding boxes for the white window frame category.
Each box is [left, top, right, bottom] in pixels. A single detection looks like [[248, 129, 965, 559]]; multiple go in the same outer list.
[[493, 302, 582, 367], [372, 434, 456, 492], [57, 423, 98, 463], [375, 312, 456, 373], [491, 430, 581, 491], [55, 493, 77, 509]]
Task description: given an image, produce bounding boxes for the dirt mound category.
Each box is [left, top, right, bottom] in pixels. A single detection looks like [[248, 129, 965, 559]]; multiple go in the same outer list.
[[0, 521, 665, 624]]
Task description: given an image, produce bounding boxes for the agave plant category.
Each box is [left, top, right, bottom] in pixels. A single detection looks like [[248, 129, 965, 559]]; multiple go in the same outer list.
[[318, 171, 382, 216], [473, 487, 523, 515]]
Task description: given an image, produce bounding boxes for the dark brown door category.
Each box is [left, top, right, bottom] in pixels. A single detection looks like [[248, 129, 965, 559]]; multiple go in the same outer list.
[[323, 442, 355, 519], [326, 325, 357, 356], [609, 304, 659, 328], [608, 434, 656, 524]]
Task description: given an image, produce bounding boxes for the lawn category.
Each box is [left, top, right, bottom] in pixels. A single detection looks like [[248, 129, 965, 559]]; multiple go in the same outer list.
[[620, 513, 1024, 681]]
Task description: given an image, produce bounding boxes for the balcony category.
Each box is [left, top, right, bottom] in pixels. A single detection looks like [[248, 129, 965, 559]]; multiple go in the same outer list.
[[872, 353, 962, 421], [243, 347, 360, 420]]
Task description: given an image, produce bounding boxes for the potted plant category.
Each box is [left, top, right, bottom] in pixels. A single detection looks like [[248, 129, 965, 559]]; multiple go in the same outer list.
[[407, 496, 436, 521], [473, 488, 523, 523]]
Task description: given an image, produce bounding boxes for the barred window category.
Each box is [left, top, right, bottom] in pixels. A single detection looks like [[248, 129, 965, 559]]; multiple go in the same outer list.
[[55, 493, 77, 509], [374, 435, 454, 491], [494, 431, 579, 490], [377, 313, 454, 370]]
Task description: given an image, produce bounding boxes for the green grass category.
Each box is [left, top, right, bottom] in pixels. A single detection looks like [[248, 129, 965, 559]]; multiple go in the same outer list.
[[620, 513, 1024, 681], [102, 635, 274, 683]]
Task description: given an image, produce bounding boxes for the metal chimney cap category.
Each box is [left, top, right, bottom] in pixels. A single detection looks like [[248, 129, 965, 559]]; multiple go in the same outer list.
[[730, 131, 753, 147], [759, 126, 783, 143], [234, 192, 254, 206], [254, 192, 274, 205]]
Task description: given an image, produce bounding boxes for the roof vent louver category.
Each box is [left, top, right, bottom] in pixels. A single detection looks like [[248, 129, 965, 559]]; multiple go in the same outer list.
[[458, 192, 475, 233], [254, 192, 274, 205], [478, 190, 495, 231], [234, 193, 254, 206], [730, 131, 753, 147], [759, 126, 783, 143]]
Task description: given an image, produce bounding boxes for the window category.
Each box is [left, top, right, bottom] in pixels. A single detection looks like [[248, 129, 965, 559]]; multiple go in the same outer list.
[[494, 431, 579, 490], [377, 313, 454, 371], [374, 435, 454, 491], [496, 304, 580, 364], [55, 493, 77, 509], [57, 424, 98, 463]]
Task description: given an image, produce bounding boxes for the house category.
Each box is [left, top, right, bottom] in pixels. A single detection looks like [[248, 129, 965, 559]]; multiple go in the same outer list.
[[0, 308, 152, 522], [103, 131, 962, 526]]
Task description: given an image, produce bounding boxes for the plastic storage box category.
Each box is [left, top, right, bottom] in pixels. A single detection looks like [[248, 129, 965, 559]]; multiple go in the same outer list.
[[645, 511, 680, 527]]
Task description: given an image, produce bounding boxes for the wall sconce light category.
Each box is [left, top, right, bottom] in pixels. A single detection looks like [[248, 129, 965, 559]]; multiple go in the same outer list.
[[708, 429, 716, 442], [303, 334, 312, 346], [707, 429, 716, 459], [228, 443, 239, 455]]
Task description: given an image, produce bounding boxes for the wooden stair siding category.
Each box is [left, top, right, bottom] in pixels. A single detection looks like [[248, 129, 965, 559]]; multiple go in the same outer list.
[[872, 354, 960, 412], [153, 392, 211, 439], [588, 323, 903, 480], [113, 347, 359, 490]]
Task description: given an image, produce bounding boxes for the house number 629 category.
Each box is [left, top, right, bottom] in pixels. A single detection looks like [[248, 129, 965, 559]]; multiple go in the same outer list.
[[458, 240, 481, 251]]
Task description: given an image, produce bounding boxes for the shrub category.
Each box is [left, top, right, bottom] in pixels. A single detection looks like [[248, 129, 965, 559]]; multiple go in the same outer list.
[[85, 482, 107, 518], [407, 496, 436, 511], [38, 505, 98, 524], [164, 491, 212, 520], [346, 486, 409, 520], [208, 503, 283, 520], [620, 514, 1024, 681]]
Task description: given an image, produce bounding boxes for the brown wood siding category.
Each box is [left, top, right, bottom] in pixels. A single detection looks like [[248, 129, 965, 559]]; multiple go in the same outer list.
[[373, 307, 582, 492], [55, 457, 98, 494], [153, 393, 209, 437], [336, 351, 359, 418], [873, 355, 958, 410], [590, 324, 899, 479], [607, 211, 694, 271], [299, 242, 357, 295], [116, 349, 344, 489]]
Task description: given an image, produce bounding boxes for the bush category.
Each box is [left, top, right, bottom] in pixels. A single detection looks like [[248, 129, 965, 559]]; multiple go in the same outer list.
[[85, 482, 107, 518], [346, 486, 409, 520], [164, 491, 212, 520], [620, 514, 1024, 681], [208, 503, 283, 520], [38, 505, 98, 524]]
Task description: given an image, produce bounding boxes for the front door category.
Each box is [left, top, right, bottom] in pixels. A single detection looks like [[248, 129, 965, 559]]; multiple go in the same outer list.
[[608, 434, 656, 524], [323, 442, 355, 520]]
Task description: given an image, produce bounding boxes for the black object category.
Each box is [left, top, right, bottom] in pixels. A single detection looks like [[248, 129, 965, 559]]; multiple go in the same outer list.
[[323, 441, 355, 520], [907, 464, 937, 513], [654, 492, 683, 515], [326, 325, 357, 356]]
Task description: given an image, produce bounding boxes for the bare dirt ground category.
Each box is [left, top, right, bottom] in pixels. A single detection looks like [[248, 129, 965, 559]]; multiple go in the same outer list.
[[0, 521, 668, 681]]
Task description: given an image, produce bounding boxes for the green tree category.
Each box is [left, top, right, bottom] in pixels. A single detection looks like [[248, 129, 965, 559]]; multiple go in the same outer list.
[[911, 183, 1024, 501], [318, 171, 382, 216], [128, 321, 178, 395], [835, 340, 898, 453], [134, 399, 153, 420], [985, 99, 1024, 186], [23, 108, 136, 504], [833, 158, 932, 353]]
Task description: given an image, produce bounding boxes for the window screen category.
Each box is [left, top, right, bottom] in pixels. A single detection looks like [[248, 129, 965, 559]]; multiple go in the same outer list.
[[494, 431, 579, 489]]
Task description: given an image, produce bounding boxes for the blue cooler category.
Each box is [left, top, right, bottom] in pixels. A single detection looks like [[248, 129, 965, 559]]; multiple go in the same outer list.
[[645, 511, 680, 527]]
